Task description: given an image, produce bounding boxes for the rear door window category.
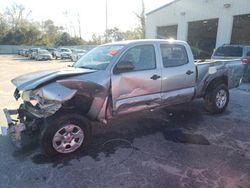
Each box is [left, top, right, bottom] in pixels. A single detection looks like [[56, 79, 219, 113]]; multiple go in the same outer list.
[[160, 44, 189, 67]]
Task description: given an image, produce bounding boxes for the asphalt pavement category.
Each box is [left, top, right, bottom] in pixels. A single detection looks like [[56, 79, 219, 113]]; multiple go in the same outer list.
[[0, 88, 250, 188]]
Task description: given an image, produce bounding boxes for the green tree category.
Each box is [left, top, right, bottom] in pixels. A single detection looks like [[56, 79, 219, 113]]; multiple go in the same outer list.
[[56, 32, 86, 46], [40, 19, 62, 46], [135, 0, 145, 39], [1, 23, 42, 45], [0, 13, 9, 42], [4, 3, 31, 29], [88, 34, 103, 45], [104, 27, 123, 42]]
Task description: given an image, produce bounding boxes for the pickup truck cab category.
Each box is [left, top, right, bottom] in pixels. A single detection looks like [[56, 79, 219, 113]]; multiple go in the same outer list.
[[3, 40, 245, 156]]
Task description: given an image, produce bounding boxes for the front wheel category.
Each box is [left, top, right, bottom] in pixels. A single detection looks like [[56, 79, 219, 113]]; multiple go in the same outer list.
[[41, 113, 92, 156], [204, 83, 229, 114]]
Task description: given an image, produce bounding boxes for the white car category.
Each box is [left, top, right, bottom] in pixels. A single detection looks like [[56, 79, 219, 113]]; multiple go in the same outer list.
[[35, 50, 53, 61], [70, 49, 86, 61], [54, 48, 72, 59]]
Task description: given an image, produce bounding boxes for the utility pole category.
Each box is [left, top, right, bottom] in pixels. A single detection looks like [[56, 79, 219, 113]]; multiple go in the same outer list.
[[77, 12, 82, 39], [105, 0, 108, 43]]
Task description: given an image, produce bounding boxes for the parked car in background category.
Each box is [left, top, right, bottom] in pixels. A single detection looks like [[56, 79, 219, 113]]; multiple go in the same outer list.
[[24, 50, 30, 57], [212, 44, 250, 82], [18, 49, 23, 55], [54, 48, 72, 59], [35, 50, 53, 61], [31, 51, 38, 59], [21, 49, 27, 56], [212, 44, 250, 63], [70, 49, 86, 61], [47, 48, 56, 57], [20, 49, 27, 56], [29, 48, 40, 59]]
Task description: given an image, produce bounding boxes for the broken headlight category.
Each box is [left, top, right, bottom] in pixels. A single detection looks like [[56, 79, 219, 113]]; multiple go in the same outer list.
[[22, 89, 43, 106], [21, 89, 62, 118]]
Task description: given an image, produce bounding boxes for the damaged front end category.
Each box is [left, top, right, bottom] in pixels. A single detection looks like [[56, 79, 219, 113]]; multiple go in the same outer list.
[[3, 106, 41, 147], [20, 82, 77, 118], [3, 77, 110, 147], [3, 82, 77, 146]]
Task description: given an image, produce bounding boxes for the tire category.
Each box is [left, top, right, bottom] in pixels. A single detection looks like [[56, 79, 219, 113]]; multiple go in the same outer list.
[[41, 113, 92, 156], [204, 83, 229, 114]]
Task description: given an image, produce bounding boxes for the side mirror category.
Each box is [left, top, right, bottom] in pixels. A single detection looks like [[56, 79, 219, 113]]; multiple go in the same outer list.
[[114, 61, 134, 74]]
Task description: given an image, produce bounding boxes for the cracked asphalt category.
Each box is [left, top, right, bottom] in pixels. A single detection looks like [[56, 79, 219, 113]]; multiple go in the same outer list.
[[0, 55, 250, 188]]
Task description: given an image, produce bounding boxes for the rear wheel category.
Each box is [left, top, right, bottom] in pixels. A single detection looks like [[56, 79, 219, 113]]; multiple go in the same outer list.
[[204, 83, 229, 114], [41, 113, 91, 156]]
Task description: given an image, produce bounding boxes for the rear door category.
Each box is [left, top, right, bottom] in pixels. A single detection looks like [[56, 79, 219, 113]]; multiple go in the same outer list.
[[111, 44, 162, 115], [160, 43, 196, 105]]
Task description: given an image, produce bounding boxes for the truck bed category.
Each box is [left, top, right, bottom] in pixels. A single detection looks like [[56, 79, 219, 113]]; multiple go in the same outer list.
[[195, 59, 244, 97]]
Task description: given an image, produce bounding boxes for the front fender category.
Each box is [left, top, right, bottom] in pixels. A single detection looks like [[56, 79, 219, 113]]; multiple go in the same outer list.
[[58, 79, 110, 121]]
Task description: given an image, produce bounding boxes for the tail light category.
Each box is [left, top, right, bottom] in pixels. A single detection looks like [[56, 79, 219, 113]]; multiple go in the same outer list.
[[242, 58, 248, 64]]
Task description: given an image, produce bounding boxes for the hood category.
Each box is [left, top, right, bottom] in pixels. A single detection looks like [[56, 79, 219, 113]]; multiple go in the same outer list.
[[12, 67, 97, 91]]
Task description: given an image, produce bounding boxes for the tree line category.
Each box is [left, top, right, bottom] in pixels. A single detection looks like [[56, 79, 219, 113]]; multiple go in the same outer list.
[[0, 2, 145, 46]]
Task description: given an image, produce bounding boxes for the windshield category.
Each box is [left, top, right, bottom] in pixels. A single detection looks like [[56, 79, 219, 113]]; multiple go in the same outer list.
[[73, 45, 124, 70], [214, 46, 243, 57]]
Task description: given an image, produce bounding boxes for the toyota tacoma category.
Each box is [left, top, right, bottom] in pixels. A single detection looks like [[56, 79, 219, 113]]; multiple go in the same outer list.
[[3, 40, 246, 156]]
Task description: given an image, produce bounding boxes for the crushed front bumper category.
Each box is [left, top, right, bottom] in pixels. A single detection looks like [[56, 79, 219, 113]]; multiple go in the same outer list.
[[2, 108, 27, 147]]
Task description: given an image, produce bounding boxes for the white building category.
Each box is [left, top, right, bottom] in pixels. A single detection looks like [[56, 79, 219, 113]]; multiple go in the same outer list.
[[146, 0, 250, 58]]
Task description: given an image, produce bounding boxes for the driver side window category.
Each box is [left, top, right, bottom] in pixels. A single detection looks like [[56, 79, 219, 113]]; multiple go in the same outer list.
[[119, 45, 156, 71]]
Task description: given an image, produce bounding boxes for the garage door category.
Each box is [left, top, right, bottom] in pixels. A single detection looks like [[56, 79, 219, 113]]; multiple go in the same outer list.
[[187, 18, 219, 59], [231, 14, 250, 44]]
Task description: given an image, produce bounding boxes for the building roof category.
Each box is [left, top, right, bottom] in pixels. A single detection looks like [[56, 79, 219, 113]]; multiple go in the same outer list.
[[146, 0, 181, 16]]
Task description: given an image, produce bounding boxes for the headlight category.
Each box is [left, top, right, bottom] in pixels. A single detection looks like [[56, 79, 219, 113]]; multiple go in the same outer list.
[[22, 89, 44, 106], [22, 90, 31, 101], [21, 88, 62, 118]]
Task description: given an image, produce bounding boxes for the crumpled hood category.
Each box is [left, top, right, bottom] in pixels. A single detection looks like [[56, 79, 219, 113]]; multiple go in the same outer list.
[[12, 67, 97, 91]]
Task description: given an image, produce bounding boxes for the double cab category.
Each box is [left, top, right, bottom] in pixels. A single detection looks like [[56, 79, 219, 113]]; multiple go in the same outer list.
[[3, 40, 246, 156]]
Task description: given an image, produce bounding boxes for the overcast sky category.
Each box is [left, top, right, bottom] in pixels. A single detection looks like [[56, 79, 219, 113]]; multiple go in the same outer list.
[[0, 0, 173, 39]]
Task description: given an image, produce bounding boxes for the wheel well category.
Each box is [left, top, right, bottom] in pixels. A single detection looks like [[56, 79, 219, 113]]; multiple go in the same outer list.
[[205, 76, 228, 94], [61, 94, 93, 115]]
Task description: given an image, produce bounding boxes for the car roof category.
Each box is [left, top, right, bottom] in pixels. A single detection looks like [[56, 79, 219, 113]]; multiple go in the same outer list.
[[101, 39, 188, 46], [221, 44, 250, 48]]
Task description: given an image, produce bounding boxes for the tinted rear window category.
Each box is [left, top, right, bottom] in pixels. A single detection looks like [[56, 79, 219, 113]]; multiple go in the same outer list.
[[214, 46, 243, 57]]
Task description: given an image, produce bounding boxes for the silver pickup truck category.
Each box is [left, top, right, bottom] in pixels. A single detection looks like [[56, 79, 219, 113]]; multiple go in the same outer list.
[[3, 40, 246, 156]]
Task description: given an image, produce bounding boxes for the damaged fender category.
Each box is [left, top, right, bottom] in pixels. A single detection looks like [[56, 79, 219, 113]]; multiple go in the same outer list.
[[22, 82, 77, 118], [58, 79, 110, 121]]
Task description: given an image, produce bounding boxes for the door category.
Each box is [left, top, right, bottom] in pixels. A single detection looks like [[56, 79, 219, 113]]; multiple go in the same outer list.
[[111, 44, 162, 115], [160, 43, 196, 105]]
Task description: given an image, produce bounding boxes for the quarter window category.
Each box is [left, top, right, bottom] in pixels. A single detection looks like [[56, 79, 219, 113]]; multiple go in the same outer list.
[[160, 44, 189, 67]]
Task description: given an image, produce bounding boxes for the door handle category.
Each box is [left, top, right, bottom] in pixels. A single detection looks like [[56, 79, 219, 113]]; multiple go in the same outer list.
[[150, 74, 161, 80], [186, 70, 194, 75]]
